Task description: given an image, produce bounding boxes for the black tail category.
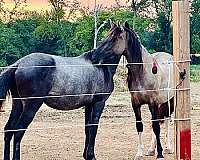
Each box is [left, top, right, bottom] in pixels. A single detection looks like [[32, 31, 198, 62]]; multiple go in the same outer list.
[[0, 65, 17, 111], [158, 97, 174, 123]]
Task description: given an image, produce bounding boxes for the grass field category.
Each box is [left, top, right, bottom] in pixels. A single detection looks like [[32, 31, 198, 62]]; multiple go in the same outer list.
[[191, 65, 200, 82]]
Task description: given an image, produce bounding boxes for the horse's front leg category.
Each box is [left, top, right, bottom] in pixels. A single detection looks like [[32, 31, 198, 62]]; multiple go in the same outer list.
[[149, 104, 164, 160], [83, 104, 93, 159], [132, 104, 144, 160], [83, 101, 105, 160]]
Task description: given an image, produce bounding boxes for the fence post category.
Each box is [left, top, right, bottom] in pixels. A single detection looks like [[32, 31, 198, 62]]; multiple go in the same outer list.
[[172, 0, 191, 159]]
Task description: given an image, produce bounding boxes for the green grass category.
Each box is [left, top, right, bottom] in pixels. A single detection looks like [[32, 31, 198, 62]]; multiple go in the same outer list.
[[190, 65, 200, 82]]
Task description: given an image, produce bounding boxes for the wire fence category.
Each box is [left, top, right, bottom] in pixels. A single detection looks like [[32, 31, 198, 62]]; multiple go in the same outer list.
[[0, 58, 192, 134], [0, 117, 191, 134], [0, 59, 191, 70]]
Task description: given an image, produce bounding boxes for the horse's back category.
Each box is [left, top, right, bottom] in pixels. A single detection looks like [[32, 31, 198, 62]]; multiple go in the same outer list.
[[152, 52, 173, 62], [45, 56, 105, 110], [152, 52, 175, 103]]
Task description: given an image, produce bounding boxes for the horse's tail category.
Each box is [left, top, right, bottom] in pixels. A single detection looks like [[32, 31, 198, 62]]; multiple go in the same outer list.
[[0, 64, 17, 112], [158, 97, 174, 123]]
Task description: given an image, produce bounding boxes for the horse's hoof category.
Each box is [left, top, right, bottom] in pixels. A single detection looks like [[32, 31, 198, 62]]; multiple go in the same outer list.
[[134, 155, 143, 160], [157, 155, 164, 160], [85, 156, 96, 160], [85, 157, 96, 160], [146, 149, 155, 156], [163, 148, 173, 154]]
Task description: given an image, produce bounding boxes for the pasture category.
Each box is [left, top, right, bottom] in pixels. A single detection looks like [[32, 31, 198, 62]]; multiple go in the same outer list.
[[0, 65, 200, 160]]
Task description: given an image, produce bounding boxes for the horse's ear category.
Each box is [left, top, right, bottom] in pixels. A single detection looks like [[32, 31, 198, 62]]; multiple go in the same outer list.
[[117, 21, 121, 27], [124, 21, 130, 29], [109, 19, 117, 28]]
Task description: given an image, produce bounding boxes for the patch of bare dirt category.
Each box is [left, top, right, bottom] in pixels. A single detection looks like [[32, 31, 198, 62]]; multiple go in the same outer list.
[[0, 83, 199, 160]]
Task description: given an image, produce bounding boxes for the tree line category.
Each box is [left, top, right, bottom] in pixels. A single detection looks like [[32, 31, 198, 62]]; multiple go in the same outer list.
[[0, 0, 199, 66]]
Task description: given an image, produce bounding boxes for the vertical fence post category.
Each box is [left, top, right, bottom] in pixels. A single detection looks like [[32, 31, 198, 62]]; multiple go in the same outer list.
[[172, 0, 191, 159]]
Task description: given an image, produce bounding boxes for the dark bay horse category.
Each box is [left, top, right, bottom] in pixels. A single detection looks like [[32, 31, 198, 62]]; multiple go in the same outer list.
[[123, 22, 178, 160], [0, 24, 127, 160]]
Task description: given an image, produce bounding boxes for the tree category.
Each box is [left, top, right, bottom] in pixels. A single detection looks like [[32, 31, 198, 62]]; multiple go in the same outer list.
[[0, 0, 27, 21], [8, 17, 39, 54], [34, 18, 76, 56], [190, 0, 200, 54], [69, 15, 94, 55], [0, 22, 25, 65], [48, 0, 65, 22]]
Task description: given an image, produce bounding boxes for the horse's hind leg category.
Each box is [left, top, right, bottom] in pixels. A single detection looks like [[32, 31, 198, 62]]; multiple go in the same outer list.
[[4, 99, 23, 160], [147, 131, 156, 156], [12, 99, 43, 160], [132, 104, 144, 160], [163, 117, 173, 154], [149, 103, 164, 160], [163, 98, 174, 154]]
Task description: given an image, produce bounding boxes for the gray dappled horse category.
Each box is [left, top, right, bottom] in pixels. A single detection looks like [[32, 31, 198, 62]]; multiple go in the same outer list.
[[0, 24, 127, 160], [123, 22, 179, 160]]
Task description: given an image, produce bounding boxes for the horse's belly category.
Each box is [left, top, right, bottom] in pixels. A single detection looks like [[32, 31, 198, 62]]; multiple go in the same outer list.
[[131, 90, 175, 105], [44, 95, 93, 110]]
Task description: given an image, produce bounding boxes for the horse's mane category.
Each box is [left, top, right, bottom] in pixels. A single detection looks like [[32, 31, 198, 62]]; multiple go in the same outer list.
[[83, 26, 122, 65], [125, 27, 143, 68], [82, 26, 122, 83], [124, 27, 144, 81]]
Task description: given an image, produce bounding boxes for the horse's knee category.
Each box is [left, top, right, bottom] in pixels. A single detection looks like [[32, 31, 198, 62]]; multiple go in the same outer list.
[[13, 130, 25, 144], [4, 131, 13, 142], [136, 122, 143, 133], [152, 121, 160, 133]]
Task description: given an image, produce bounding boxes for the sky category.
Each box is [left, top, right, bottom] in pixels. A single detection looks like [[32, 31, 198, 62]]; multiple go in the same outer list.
[[3, 0, 128, 11]]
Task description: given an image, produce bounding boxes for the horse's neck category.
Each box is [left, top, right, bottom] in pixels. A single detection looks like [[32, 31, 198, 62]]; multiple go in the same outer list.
[[82, 49, 121, 78], [106, 55, 122, 75], [127, 45, 154, 89]]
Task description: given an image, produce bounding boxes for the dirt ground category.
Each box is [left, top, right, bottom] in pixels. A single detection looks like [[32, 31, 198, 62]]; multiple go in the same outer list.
[[0, 83, 200, 160]]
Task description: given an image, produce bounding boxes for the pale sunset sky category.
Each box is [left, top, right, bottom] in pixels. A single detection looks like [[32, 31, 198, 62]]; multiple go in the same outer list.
[[4, 0, 128, 11]]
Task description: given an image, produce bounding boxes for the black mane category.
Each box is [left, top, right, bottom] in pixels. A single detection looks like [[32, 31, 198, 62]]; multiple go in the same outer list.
[[82, 26, 123, 81], [125, 28, 143, 66], [83, 26, 122, 64], [124, 27, 144, 83]]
